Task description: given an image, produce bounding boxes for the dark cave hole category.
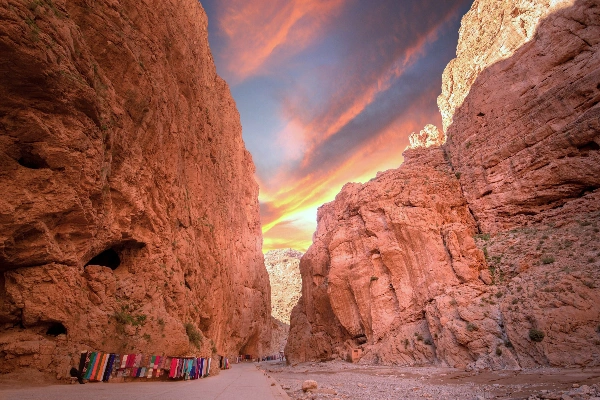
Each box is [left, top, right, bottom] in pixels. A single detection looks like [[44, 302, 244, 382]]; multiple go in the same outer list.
[[85, 248, 120, 270], [578, 186, 599, 198], [46, 322, 67, 336], [17, 152, 49, 170], [577, 141, 600, 152]]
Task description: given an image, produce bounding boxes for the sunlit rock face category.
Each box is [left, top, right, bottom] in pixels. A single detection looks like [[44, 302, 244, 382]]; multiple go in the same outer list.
[[0, 0, 270, 378], [264, 249, 303, 354], [265, 249, 303, 324], [286, 145, 489, 366], [438, 0, 577, 132], [287, 0, 600, 369], [407, 124, 445, 149]]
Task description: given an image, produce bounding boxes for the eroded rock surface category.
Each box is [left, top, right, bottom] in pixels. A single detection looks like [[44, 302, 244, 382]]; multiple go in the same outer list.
[[0, 0, 270, 378], [265, 249, 303, 324], [438, 0, 579, 131], [264, 249, 302, 354], [287, 0, 600, 369]]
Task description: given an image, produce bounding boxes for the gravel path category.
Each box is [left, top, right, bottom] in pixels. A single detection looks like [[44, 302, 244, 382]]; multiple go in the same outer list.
[[259, 360, 600, 400]]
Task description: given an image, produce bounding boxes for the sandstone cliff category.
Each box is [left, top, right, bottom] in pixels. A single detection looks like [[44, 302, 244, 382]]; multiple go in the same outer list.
[[265, 249, 303, 324], [437, 0, 579, 132], [0, 0, 270, 379], [286, 0, 600, 369], [264, 248, 303, 354]]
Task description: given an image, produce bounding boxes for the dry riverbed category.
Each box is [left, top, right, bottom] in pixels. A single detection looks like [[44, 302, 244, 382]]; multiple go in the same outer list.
[[258, 360, 600, 400]]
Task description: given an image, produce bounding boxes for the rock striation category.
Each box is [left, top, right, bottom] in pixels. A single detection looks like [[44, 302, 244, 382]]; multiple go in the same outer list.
[[0, 0, 270, 379], [287, 0, 600, 369]]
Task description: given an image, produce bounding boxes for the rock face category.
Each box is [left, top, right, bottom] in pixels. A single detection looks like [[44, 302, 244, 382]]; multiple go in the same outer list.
[[0, 0, 270, 379], [287, 0, 600, 369], [265, 249, 303, 324], [437, 0, 578, 132], [264, 249, 303, 354], [407, 125, 445, 150]]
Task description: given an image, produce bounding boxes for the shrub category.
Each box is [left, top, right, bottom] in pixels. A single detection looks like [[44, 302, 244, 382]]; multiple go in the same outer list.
[[495, 292, 503, 298], [466, 323, 478, 332], [529, 329, 545, 342], [185, 323, 203, 348], [370, 276, 379, 282], [424, 338, 433, 345], [475, 233, 491, 241], [504, 340, 513, 348], [541, 255, 555, 264], [455, 172, 462, 179], [496, 347, 502, 356], [512, 298, 519, 305]]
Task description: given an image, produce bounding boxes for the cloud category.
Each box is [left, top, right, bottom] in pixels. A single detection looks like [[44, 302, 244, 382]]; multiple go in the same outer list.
[[203, 0, 474, 252], [261, 84, 444, 251], [215, 0, 346, 82]]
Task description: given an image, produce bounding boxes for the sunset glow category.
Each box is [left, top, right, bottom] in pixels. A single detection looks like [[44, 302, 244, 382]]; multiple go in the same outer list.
[[201, 0, 473, 252]]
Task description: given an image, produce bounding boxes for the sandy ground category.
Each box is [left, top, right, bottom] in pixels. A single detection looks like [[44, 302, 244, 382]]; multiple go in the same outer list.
[[0, 363, 289, 400], [259, 360, 600, 400]]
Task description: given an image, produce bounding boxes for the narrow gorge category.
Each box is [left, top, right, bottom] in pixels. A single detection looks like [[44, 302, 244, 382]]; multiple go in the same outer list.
[[286, 0, 600, 370], [0, 0, 599, 393]]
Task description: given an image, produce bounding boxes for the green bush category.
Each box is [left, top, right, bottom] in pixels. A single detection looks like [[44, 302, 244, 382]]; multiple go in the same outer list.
[[466, 322, 478, 332], [185, 323, 203, 348], [541, 255, 555, 264], [370, 276, 379, 282], [496, 346, 502, 356], [529, 329, 545, 342]]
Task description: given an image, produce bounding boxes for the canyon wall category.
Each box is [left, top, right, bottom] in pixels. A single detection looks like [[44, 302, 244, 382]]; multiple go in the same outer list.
[[264, 249, 303, 354], [0, 0, 271, 379], [286, 0, 600, 369]]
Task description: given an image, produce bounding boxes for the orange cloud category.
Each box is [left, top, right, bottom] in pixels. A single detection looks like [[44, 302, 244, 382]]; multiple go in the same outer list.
[[280, 3, 462, 168], [261, 91, 442, 252], [217, 0, 346, 81]]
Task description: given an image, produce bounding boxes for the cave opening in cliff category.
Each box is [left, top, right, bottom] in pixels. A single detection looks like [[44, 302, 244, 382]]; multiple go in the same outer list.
[[17, 152, 49, 170], [85, 248, 121, 270], [84, 241, 147, 271], [577, 141, 600, 153], [46, 322, 67, 336]]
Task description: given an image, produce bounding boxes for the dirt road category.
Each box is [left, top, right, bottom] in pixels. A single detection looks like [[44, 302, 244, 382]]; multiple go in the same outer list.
[[0, 362, 289, 400]]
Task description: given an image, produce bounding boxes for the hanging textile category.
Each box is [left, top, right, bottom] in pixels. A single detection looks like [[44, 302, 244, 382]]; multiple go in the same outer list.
[[84, 352, 98, 380], [78, 351, 90, 382], [120, 354, 128, 369], [102, 354, 115, 382], [91, 352, 105, 381], [169, 358, 177, 378]]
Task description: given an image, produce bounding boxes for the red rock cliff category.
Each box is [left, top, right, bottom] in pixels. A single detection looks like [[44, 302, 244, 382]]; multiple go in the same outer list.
[[0, 0, 271, 378], [286, 0, 600, 369]]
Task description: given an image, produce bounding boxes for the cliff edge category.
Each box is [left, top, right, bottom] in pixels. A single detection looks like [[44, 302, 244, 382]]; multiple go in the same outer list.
[[286, 0, 600, 369], [0, 0, 270, 378]]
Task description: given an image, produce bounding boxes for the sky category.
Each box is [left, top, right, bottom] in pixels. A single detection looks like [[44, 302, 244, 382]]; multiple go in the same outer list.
[[200, 0, 473, 252]]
